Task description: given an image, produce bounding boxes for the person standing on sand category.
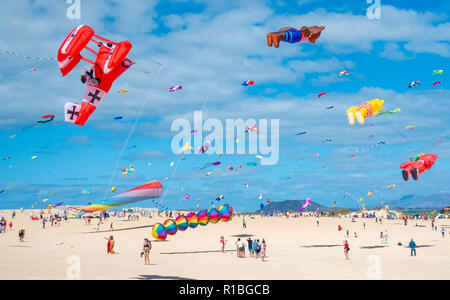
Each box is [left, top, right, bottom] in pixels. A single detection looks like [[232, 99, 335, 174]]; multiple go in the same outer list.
[[110, 222, 113, 231], [105, 236, 111, 254], [236, 238, 244, 258], [253, 239, 259, 259], [255, 239, 261, 259], [441, 227, 446, 238], [260, 241, 266, 261], [247, 238, 253, 257], [242, 218, 246, 229], [344, 240, 350, 260], [220, 236, 227, 253], [105, 236, 115, 254], [409, 238, 417, 256], [380, 232, 384, 244], [142, 239, 151, 265]]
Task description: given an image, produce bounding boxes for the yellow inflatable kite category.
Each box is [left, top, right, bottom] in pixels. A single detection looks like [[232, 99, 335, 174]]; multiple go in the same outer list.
[[346, 98, 384, 125]]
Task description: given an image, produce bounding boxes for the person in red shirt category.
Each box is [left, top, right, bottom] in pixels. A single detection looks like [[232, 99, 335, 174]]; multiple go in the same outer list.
[[344, 240, 350, 260]]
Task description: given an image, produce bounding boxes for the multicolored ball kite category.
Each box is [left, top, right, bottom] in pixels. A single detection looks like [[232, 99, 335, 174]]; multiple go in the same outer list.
[[151, 204, 233, 241], [197, 210, 209, 226], [207, 208, 220, 224], [163, 219, 177, 235], [186, 212, 199, 228], [151, 223, 167, 241], [175, 215, 188, 231]]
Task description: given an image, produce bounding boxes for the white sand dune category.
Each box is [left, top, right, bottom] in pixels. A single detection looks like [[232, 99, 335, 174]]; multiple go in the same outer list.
[[1, 210, 450, 280]]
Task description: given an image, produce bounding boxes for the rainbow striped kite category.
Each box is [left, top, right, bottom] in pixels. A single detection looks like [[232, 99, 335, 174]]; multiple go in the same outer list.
[[79, 180, 162, 213]]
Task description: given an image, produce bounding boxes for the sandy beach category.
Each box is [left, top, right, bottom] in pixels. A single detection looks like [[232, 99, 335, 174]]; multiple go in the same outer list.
[[1, 210, 450, 280]]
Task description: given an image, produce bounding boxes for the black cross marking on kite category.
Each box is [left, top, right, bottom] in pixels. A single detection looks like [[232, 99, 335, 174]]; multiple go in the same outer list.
[[87, 89, 102, 104], [67, 105, 79, 120]]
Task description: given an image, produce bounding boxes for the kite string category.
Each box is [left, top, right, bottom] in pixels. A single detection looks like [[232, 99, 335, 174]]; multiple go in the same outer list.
[[157, 77, 220, 209], [158, 155, 183, 206], [102, 65, 164, 201], [201, 77, 220, 112]]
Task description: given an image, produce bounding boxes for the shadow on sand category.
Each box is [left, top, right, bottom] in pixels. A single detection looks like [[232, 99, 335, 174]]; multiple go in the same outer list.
[[132, 274, 195, 280], [360, 245, 388, 249], [300, 244, 341, 248], [229, 234, 254, 238], [160, 250, 235, 255], [417, 244, 435, 248], [81, 224, 155, 234]]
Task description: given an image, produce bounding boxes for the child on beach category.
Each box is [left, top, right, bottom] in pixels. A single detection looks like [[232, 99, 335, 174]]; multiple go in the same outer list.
[[344, 240, 350, 260], [260, 241, 266, 261], [220, 236, 227, 253]]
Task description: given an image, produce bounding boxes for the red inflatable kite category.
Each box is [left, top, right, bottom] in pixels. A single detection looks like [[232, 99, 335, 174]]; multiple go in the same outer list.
[[400, 154, 438, 181], [58, 25, 133, 126]]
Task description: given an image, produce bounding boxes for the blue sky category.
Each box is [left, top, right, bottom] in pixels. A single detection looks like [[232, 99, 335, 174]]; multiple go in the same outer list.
[[0, 0, 449, 211]]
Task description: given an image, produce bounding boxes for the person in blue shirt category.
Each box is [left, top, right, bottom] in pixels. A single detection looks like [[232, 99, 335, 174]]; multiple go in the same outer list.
[[409, 238, 417, 256], [253, 240, 259, 259]]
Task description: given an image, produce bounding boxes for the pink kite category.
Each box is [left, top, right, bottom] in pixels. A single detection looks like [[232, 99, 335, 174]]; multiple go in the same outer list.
[[169, 86, 182, 92], [338, 71, 349, 76], [296, 198, 311, 212]]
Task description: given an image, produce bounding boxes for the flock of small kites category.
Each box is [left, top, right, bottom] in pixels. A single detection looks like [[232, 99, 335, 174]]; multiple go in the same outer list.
[[0, 25, 445, 213]]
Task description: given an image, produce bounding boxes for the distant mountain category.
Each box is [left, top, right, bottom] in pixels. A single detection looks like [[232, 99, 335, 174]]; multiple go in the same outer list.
[[255, 200, 339, 213], [387, 193, 450, 210]]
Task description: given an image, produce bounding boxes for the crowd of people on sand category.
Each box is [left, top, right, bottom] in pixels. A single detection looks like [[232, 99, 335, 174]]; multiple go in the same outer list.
[[334, 214, 450, 260], [217, 236, 267, 262], [0, 211, 15, 234], [0, 211, 26, 242], [3, 206, 450, 268]]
